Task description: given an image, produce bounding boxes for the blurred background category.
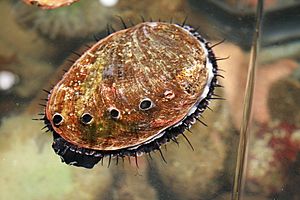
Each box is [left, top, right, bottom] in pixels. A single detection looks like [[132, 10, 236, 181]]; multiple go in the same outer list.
[[0, 0, 299, 199]]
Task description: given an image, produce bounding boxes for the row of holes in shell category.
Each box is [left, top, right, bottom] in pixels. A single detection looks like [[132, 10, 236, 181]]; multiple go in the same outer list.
[[52, 98, 154, 127]]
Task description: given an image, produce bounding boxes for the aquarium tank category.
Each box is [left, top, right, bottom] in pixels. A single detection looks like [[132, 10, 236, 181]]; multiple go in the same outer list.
[[0, 0, 299, 199]]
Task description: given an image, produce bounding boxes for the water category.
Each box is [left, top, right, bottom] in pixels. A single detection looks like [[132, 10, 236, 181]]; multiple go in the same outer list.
[[0, 0, 299, 199]]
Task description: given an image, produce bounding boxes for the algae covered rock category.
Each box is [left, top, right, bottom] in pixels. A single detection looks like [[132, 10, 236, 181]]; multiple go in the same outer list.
[[0, 113, 113, 200]]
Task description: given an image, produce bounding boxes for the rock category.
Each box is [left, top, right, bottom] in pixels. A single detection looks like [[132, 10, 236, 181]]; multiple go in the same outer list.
[[8, 56, 53, 98], [116, 0, 187, 24], [0, 113, 113, 200], [268, 68, 300, 126], [0, 1, 56, 60], [213, 39, 298, 128], [13, 0, 116, 40], [253, 59, 298, 124], [110, 159, 158, 200], [246, 121, 300, 196]]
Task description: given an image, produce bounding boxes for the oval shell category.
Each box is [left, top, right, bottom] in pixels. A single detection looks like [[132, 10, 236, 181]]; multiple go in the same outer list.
[[44, 22, 218, 168]]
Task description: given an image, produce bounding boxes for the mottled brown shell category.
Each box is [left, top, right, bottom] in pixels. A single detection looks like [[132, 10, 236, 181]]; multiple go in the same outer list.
[[22, 0, 79, 9], [46, 22, 214, 151]]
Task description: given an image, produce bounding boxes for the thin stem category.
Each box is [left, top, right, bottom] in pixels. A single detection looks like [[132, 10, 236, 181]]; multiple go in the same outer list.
[[231, 1, 264, 200]]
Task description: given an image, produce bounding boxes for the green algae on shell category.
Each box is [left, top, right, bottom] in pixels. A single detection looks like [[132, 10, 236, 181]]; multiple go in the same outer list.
[[44, 21, 220, 168]]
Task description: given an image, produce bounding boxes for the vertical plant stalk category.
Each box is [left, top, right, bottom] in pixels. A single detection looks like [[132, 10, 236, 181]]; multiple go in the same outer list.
[[231, 1, 264, 200]]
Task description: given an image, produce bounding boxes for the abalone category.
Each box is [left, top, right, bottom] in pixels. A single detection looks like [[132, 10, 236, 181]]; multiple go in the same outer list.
[[43, 22, 219, 168]]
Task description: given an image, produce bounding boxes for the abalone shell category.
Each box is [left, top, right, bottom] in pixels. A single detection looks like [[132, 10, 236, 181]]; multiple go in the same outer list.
[[44, 22, 219, 168]]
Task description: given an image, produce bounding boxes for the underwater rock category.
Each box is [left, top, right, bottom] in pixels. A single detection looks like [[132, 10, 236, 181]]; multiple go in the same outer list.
[[214, 41, 300, 197], [116, 0, 187, 24], [0, 51, 53, 117], [110, 159, 158, 200], [0, 1, 56, 101], [216, 42, 299, 197], [0, 1, 56, 60], [268, 67, 300, 126], [10, 56, 53, 98], [22, 0, 79, 9], [215, 39, 298, 129], [244, 67, 300, 197], [276, 153, 300, 200], [15, 0, 191, 41], [0, 49, 53, 99], [13, 0, 116, 39], [246, 121, 300, 196], [252, 59, 298, 124], [0, 113, 113, 200]]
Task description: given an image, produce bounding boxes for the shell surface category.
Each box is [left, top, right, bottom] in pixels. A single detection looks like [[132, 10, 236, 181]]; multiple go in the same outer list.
[[44, 22, 218, 168], [22, 0, 79, 9]]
